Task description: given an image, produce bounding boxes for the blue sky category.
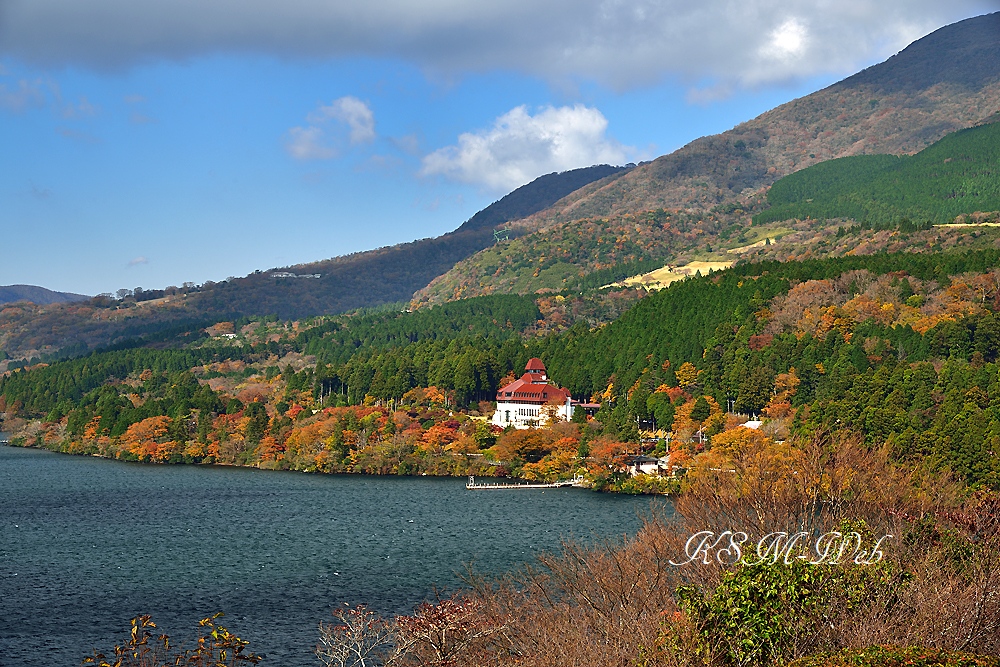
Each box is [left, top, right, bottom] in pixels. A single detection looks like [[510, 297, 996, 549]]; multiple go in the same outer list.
[[1, 1, 997, 296]]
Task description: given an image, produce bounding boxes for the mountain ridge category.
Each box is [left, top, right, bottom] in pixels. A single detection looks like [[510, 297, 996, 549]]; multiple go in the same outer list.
[[508, 12, 1000, 233], [6, 13, 1000, 357], [184, 164, 627, 320], [0, 285, 89, 306], [0, 166, 625, 360]]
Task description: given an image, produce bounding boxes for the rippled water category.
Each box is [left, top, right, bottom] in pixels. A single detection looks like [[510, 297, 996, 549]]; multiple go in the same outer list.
[[0, 445, 663, 666]]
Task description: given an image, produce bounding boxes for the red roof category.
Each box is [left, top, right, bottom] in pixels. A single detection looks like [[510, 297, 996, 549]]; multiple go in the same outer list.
[[496, 372, 571, 405], [525, 357, 546, 372]]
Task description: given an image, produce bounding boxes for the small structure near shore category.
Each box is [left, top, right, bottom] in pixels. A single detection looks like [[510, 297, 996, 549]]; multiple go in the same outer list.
[[625, 455, 671, 477]]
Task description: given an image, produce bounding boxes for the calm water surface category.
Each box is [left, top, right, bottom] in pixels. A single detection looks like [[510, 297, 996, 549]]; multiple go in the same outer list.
[[0, 445, 663, 666]]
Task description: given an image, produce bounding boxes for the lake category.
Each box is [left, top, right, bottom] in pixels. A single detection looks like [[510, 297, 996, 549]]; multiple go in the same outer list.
[[0, 445, 664, 666]]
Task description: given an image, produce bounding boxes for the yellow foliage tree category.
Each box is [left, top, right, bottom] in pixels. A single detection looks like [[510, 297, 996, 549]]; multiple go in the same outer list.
[[709, 426, 775, 456], [672, 395, 721, 435], [521, 449, 577, 481], [675, 362, 700, 390], [763, 368, 800, 420]]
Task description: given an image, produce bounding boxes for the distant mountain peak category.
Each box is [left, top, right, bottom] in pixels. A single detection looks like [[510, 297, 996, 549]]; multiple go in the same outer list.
[[457, 165, 627, 233], [836, 12, 1000, 94]]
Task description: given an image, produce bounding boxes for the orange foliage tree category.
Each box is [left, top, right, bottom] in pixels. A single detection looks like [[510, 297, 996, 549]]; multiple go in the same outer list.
[[763, 368, 800, 420], [119, 416, 178, 463], [587, 438, 632, 474]]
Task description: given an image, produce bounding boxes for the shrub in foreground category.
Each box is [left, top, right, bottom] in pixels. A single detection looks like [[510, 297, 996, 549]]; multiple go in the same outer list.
[[787, 645, 1000, 667]]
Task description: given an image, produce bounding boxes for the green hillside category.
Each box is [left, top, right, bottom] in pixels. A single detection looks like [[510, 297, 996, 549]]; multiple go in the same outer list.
[[755, 121, 1000, 228]]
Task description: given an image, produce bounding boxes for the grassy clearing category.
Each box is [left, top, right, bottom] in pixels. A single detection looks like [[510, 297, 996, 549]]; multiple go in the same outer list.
[[607, 260, 736, 291]]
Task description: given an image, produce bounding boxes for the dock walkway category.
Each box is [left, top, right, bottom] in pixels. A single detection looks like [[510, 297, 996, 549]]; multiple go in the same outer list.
[[466, 475, 582, 490]]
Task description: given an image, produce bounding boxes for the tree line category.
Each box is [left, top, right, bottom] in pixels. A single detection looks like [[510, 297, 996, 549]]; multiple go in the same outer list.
[[754, 121, 1000, 229], [8, 249, 1000, 485]]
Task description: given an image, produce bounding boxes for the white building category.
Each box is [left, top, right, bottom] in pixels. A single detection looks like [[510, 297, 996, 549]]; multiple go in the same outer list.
[[491, 358, 574, 429]]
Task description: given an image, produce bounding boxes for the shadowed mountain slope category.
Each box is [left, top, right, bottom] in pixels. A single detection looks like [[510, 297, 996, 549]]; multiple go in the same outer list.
[[0, 285, 89, 306], [0, 166, 625, 360]]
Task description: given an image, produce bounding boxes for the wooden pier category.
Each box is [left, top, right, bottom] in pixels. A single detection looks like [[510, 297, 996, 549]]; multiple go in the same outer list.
[[466, 475, 582, 490]]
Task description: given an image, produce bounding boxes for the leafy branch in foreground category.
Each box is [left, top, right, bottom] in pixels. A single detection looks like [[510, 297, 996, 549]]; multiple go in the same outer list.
[[83, 613, 261, 667]]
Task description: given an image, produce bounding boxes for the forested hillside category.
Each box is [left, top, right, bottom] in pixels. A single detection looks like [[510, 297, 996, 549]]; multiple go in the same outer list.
[[755, 120, 1000, 227], [7, 17, 1000, 491], [8, 250, 1000, 487]]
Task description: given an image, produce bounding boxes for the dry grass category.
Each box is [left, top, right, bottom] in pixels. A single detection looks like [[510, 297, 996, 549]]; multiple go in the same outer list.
[[609, 261, 736, 291], [314, 433, 1000, 667], [458, 434, 1000, 666]]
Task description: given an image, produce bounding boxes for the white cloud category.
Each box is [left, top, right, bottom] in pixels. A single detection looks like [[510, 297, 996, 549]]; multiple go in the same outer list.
[[286, 125, 336, 160], [421, 104, 630, 192], [310, 96, 375, 144], [286, 96, 375, 161], [127, 256, 148, 267], [0, 1, 994, 91]]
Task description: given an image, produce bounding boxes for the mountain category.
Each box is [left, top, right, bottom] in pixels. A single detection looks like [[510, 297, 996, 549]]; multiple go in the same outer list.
[[0, 285, 89, 306], [7, 13, 1000, 357], [526, 12, 1000, 227], [415, 12, 1000, 303], [185, 164, 626, 320]]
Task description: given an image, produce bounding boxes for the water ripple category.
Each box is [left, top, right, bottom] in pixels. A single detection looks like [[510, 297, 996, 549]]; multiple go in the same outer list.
[[0, 446, 663, 666]]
